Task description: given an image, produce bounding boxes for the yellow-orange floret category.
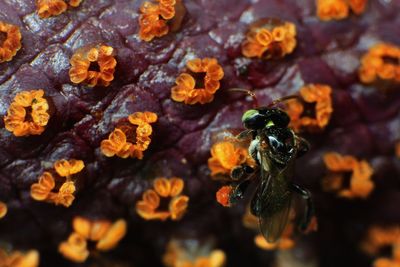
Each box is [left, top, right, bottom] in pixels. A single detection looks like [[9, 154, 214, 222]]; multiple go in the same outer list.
[[0, 201, 7, 219], [359, 43, 400, 84], [30, 159, 84, 207], [316, 0, 367, 21], [69, 45, 116, 87], [163, 239, 226, 267], [171, 58, 224, 105], [100, 111, 158, 159], [59, 217, 126, 263], [242, 18, 297, 60], [0, 249, 40, 267], [322, 152, 374, 198], [4, 89, 50, 137], [36, 0, 84, 18], [285, 84, 333, 133], [136, 177, 189, 221], [0, 21, 22, 63]]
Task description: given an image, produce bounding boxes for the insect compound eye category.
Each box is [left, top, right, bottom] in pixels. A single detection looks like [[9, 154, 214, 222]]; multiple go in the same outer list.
[[241, 109, 267, 130]]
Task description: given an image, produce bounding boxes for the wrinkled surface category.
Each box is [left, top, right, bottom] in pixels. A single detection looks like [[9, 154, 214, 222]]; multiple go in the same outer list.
[[0, 0, 400, 266]]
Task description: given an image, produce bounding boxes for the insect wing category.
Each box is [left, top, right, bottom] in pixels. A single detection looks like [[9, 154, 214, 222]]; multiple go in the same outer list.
[[253, 148, 293, 243]]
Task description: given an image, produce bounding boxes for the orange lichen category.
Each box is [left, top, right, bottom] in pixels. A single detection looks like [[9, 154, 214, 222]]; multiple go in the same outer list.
[[0, 249, 39, 267], [136, 177, 189, 221], [3, 90, 50, 137], [36, 0, 83, 18], [362, 226, 400, 267], [323, 152, 374, 198], [69, 45, 116, 87], [285, 84, 333, 133], [359, 43, 400, 84], [59, 217, 127, 263], [139, 0, 185, 41], [163, 239, 226, 267], [0, 201, 7, 219], [316, 0, 367, 21], [0, 21, 22, 63], [30, 159, 84, 207], [208, 141, 255, 177], [100, 111, 158, 159], [242, 18, 297, 60], [216, 185, 233, 207], [171, 58, 224, 105]]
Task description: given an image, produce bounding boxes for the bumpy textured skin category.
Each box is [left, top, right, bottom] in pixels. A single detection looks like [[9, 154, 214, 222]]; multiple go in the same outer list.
[[0, 0, 400, 266]]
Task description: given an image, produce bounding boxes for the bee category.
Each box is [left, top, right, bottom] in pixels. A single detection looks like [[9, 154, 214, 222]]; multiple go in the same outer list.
[[228, 94, 314, 243]]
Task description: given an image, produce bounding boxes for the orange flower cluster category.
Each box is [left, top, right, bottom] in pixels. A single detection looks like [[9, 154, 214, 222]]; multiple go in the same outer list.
[[0, 21, 21, 63], [208, 141, 254, 178], [163, 239, 226, 267], [216, 185, 233, 207], [136, 177, 189, 221], [316, 0, 367, 21], [30, 159, 84, 207], [362, 226, 400, 267], [171, 58, 224, 105], [242, 209, 296, 250], [242, 19, 297, 59], [139, 0, 178, 41], [0, 201, 7, 219], [59, 217, 127, 263], [100, 111, 158, 159], [322, 152, 374, 198], [0, 249, 39, 267], [36, 0, 83, 19], [285, 84, 333, 133], [3, 89, 50, 137], [69, 45, 116, 87], [359, 43, 400, 84]]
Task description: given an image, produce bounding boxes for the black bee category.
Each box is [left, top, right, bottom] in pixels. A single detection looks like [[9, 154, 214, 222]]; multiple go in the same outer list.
[[229, 95, 314, 243]]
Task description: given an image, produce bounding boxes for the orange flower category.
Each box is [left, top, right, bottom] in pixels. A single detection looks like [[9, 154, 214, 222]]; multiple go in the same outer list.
[[216, 186, 233, 207], [163, 239, 226, 267], [0, 249, 40, 267], [323, 152, 374, 198], [171, 58, 224, 105], [359, 43, 400, 84], [0, 201, 7, 219], [100, 111, 158, 159], [208, 141, 254, 177], [242, 18, 296, 59], [36, 0, 83, 18], [4, 89, 50, 137], [69, 0, 83, 7], [136, 177, 189, 221], [59, 217, 127, 263], [362, 226, 400, 267], [69, 45, 116, 87], [139, 0, 185, 41], [285, 84, 333, 133], [0, 21, 22, 63], [316, 0, 367, 21], [30, 159, 84, 207]]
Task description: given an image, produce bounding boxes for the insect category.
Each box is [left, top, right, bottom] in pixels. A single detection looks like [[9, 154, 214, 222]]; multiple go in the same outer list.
[[227, 93, 314, 243]]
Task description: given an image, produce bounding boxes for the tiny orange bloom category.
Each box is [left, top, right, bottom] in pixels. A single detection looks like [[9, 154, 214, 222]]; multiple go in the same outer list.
[[316, 0, 367, 21], [322, 152, 374, 198], [4, 90, 50, 137], [242, 18, 297, 60], [0, 21, 22, 63], [54, 159, 85, 178], [216, 186, 233, 207], [69, 45, 117, 87], [0, 201, 7, 219], [59, 217, 127, 263], [30, 172, 55, 201], [285, 84, 333, 133], [100, 112, 158, 159], [136, 177, 189, 221], [359, 43, 400, 85], [69, 0, 83, 7], [208, 141, 253, 177], [171, 58, 224, 105], [163, 239, 226, 267], [36, 0, 83, 18], [0, 249, 40, 267]]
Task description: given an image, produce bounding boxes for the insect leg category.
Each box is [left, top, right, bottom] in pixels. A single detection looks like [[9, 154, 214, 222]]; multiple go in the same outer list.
[[289, 183, 314, 231]]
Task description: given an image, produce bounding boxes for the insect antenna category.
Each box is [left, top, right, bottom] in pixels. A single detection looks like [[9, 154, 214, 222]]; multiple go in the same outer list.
[[228, 88, 259, 108], [267, 95, 301, 108]]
